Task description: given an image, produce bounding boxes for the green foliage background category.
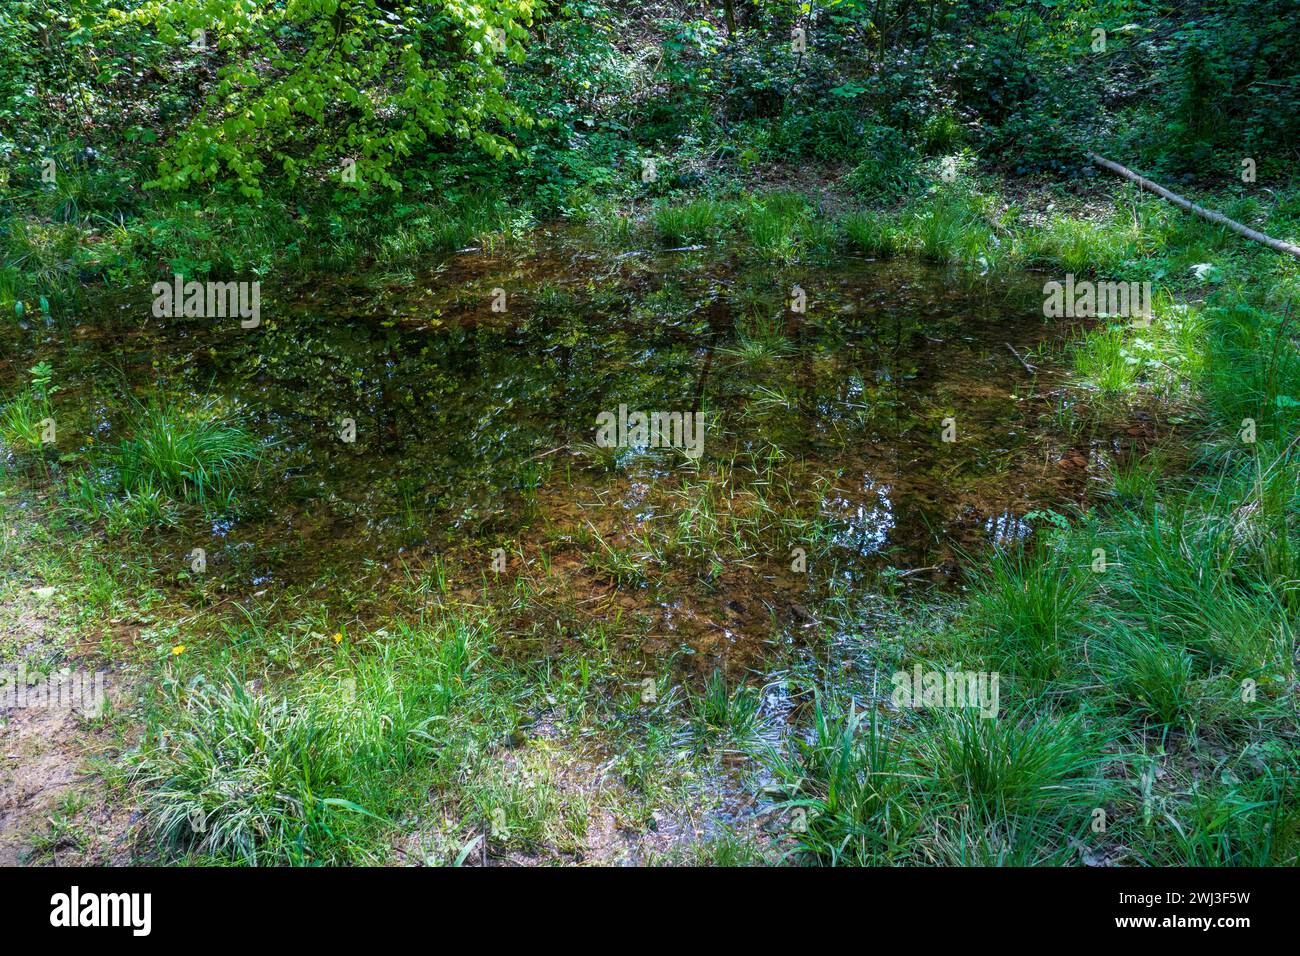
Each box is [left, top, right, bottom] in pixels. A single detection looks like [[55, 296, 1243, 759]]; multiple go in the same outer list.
[[1, 0, 1298, 304]]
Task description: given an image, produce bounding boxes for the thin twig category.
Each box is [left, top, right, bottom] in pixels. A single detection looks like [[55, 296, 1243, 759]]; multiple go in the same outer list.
[[1005, 342, 1037, 373]]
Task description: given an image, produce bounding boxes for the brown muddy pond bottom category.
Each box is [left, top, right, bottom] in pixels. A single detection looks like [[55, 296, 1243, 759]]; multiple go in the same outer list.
[[2, 228, 1135, 673]]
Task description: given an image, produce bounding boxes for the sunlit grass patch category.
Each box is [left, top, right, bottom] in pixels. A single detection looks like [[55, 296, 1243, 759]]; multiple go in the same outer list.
[[0, 389, 52, 457], [465, 756, 563, 853], [652, 198, 729, 245], [131, 613, 512, 864], [1072, 324, 1144, 394], [1022, 213, 1139, 275], [112, 400, 260, 504], [0, 362, 57, 465], [1066, 296, 1205, 407]]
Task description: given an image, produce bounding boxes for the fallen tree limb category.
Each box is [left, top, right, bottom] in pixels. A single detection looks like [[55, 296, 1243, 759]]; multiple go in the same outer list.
[[1085, 151, 1300, 261]]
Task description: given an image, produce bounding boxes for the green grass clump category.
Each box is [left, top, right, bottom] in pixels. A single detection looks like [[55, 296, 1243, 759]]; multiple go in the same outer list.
[[0, 218, 86, 315], [670, 829, 770, 866], [1102, 629, 1197, 726], [1072, 324, 1144, 394], [916, 708, 1101, 819], [920, 113, 965, 155], [113, 401, 260, 504], [0, 390, 52, 457], [896, 191, 1006, 270], [967, 544, 1094, 685], [693, 669, 761, 742], [652, 198, 728, 245], [743, 192, 814, 263], [723, 310, 793, 362], [0, 362, 57, 459], [1097, 504, 1291, 674], [1022, 214, 1138, 275], [376, 196, 510, 263], [465, 763, 561, 852], [134, 677, 371, 865], [582, 526, 649, 586], [132, 614, 511, 864], [764, 696, 915, 865], [841, 211, 903, 257], [1205, 303, 1300, 445]]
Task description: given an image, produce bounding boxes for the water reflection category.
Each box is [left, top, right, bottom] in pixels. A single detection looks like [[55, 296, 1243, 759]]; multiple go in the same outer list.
[[0, 232, 1099, 664]]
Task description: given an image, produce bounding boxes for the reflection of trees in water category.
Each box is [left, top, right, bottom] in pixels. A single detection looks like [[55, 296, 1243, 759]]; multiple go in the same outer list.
[[38, 252, 1054, 567]]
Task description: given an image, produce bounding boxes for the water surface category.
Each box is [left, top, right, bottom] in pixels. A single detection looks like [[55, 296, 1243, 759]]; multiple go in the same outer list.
[[1, 229, 1113, 673]]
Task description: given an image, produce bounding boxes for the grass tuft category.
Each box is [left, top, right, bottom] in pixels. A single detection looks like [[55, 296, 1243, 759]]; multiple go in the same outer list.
[[113, 400, 260, 504]]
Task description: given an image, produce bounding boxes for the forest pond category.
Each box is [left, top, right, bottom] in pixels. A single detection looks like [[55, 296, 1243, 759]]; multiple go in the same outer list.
[[1, 227, 1125, 676]]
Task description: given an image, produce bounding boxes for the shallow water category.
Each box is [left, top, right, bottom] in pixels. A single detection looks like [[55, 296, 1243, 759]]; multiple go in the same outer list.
[[2, 227, 1117, 671]]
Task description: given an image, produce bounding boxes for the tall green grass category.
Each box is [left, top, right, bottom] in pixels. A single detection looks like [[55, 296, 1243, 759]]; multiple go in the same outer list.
[[742, 192, 834, 263], [113, 400, 260, 503], [966, 544, 1094, 684], [693, 669, 761, 742], [0, 390, 51, 456], [0, 362, 56, 466], [764, 696, 1104, 865], [841, 211, 903, 257], [652, 198, 728, 245], [764, 695, 915, 865], [1021, 214, 1139, 275], [132, 613, 511, 864], [915, 708, 1102, 819]]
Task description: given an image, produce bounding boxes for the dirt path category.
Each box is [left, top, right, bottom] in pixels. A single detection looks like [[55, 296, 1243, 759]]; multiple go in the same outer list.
[[0, 509, 134, 865]]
